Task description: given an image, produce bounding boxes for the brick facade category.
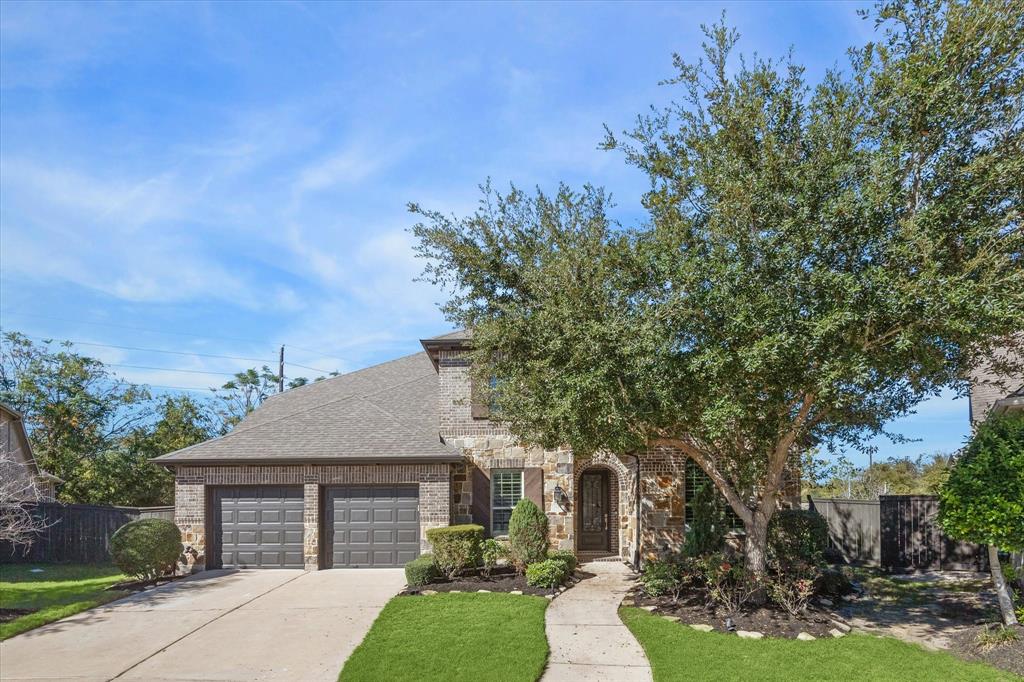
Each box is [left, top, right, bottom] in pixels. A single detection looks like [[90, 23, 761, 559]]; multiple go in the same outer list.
[[173, 463, 449, 571], [170, 342, 808, 571]]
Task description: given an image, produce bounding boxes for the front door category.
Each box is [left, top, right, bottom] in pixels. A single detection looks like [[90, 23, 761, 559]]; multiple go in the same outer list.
[[578, 470, 610, 552]]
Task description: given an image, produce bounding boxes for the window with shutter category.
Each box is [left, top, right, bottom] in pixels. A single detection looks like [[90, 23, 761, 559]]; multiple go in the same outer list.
[[490, 469, 523, 535]]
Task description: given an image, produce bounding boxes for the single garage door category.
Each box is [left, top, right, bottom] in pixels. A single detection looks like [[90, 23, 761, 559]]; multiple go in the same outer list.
[[325, 485, 419, 568], [211, 486, 304, 569]]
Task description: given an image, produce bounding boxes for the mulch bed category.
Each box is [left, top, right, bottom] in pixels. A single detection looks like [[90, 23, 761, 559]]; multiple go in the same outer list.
[[0, 608, 37, 623], [401, 566, 588, 597], [629, 588, 849, 639], [948, 624, 1024, 677]]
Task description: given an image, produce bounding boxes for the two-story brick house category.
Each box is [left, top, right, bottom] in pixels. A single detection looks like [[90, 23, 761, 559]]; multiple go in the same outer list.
[[155, 331, 720, 571]]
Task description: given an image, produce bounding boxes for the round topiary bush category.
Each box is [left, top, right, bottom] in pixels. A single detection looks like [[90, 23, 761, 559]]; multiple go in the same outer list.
[[547, 549, 577, 573], [508, 498, 549, 571], [110, 519, 182, 580], [526, 558, 567, 588], [404, 554, 439, 587]]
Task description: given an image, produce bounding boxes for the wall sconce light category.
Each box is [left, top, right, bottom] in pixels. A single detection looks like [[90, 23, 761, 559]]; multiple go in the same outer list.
[[553, 485, 569, 511]]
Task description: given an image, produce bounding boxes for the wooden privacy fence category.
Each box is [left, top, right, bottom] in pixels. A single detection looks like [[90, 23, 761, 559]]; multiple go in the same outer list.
[[0, 502, 175, 564], [807, 498, 881, 565], [808, 495, 986, 572]]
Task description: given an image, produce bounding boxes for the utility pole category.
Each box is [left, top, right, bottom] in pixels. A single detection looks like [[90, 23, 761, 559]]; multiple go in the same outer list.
[[278, 345, 285, 393]]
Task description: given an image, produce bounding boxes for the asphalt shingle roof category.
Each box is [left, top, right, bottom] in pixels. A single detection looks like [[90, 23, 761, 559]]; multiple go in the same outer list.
[[153, 351, 459, 464]]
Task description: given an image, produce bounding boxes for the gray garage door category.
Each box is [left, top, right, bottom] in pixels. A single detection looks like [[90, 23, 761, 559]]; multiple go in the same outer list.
[[212, 486, 304, 569], [325, 485, 419, 568]]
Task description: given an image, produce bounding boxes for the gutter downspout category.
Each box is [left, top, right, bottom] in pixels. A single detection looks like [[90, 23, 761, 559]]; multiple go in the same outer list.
[[628, 453, 642, 570]]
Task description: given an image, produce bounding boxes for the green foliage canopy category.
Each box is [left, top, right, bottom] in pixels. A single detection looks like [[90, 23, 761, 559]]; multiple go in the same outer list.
[[939, 414, 1024, 550], [414, 0, 1024, 574]]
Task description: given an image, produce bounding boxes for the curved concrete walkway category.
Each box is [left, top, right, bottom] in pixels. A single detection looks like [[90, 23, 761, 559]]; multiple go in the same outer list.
[[542, 561, 652, 681]]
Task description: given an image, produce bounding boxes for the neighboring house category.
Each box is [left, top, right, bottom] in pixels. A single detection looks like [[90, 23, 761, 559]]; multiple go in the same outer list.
[[0, 402, 60, 501], [154, 331, 771, 571], [969, 345, 1024, 424]]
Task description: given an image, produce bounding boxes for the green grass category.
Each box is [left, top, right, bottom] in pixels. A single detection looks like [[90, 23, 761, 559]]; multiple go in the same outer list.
[[620, 607, 1016, 682], [339, 593, 549, 681], [0, 564, 128, 640]]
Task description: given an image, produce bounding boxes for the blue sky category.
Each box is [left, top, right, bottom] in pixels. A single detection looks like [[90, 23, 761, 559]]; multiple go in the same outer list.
[[0, 1, 969, 465]]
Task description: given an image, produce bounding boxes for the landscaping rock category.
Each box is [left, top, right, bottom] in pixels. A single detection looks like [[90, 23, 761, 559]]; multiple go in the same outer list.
[[829, 628, 846, 638], [421, 590, 437, 596], [797, 632, 816, 641], [477, 589, 491, 593], [830, 619, 852, 633], [450, 590, 462, 593], [691, 624, 715, 632], [641, 605, 657, 612], [661, 615, 681, 622], [510, 590, 523, 595], [737, 631, 764, 640], [819, 598, 834, 607]]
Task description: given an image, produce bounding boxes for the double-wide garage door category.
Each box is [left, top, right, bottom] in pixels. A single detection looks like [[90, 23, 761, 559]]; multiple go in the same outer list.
[[211, 484, 419, 569]]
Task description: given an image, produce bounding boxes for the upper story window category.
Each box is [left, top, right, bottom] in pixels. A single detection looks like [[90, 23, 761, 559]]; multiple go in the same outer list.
[[684, 458, 743, 531], [471, 374, 501, 419], [490, 468, 523, 535]]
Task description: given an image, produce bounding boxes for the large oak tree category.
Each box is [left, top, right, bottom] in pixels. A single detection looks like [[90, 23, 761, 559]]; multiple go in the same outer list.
[[413, 0, 1023, 579]]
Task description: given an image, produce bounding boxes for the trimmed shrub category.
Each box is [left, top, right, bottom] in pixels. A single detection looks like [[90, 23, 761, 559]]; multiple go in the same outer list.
[[526, 559, 567, 588], [641, 560, 682, 597], [426, 524, 484, 579], [110, 519, 181, 580], [508, 498, 548, 571], [768, 509, 829, 568], [481, 538, 509, 577], [405, 554, 439, 587], [547, 549, 577, 573]]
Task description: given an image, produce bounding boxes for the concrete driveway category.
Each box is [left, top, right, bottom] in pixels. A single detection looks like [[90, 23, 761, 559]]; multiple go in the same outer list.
[[0, 568, 405, 682]]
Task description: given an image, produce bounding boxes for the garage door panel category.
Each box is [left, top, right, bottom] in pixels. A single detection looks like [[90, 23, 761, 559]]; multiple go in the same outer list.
[[326, 484, 419, 568], [212, 486, 304, 569]]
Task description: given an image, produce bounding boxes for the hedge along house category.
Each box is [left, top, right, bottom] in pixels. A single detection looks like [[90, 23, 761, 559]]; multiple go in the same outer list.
[[155, 331, 747, 571]]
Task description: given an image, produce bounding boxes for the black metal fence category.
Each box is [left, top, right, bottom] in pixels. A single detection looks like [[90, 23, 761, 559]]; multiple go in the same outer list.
[[0, 502, 175, 564], [808, 495, 986, 572]]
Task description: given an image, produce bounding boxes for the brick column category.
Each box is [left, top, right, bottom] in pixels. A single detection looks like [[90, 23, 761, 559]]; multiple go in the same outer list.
[[303, 483, 320, 570]]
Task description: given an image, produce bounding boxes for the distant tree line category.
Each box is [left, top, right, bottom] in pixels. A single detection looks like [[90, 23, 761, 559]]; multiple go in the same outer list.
[[0, 331, 312, 507], [800, 450, 952, 500]]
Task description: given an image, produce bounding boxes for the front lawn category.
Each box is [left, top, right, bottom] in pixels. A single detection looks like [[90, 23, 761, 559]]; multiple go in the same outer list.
[[339, 593, 549, 681], [620, 607, 1015, 682], [0, 564, 127, 640]]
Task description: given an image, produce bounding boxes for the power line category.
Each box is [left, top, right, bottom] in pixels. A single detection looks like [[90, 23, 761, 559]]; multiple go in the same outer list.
[[148, 385, 217, 393], [0, 310, 350, 364], [13, 333, 278, 365], [108, 363, 241, 377], [287, 361, 337, 374], [3, 329, 335, 378]]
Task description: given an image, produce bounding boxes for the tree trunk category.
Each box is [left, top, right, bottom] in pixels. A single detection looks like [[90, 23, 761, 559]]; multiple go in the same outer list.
[[744, 511, 770, 605], [988, 545, 1019, 627]]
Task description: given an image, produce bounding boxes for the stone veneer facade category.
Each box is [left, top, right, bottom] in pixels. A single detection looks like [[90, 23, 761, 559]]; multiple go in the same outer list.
[[439, 348, 641, 560], [173, 463, 449, 571], [171, 344, 803, 571]]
